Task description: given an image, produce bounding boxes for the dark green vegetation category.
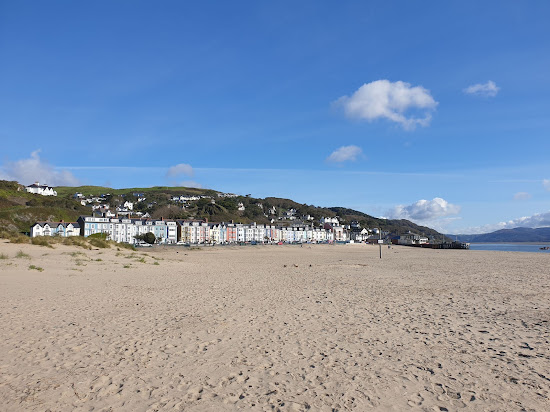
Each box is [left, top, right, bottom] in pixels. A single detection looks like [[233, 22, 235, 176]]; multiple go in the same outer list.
[[135, 232, 156, 244], [0, 180, 89, 233], [1, 180, 448, 241], [450, 227, 550, 243]]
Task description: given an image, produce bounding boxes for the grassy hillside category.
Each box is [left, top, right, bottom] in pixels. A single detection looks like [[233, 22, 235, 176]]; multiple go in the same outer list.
[[0, 181, 89, 233], [54, 185, 217, 198], [1, 180, 449, 241]]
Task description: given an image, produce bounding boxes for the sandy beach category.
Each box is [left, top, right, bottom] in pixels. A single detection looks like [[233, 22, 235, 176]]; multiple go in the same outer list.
[[0, 241, 549, 411]]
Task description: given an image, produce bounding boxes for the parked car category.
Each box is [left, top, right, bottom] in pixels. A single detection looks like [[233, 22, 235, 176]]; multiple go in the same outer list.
[[135, 242, 152, 247]]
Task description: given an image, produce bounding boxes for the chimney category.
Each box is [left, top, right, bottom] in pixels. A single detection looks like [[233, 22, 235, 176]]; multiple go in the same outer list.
[[204, 217, 208, 223]]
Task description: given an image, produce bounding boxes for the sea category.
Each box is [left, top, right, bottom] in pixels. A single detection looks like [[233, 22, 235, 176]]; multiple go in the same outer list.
[[469, 243, 550, 253]]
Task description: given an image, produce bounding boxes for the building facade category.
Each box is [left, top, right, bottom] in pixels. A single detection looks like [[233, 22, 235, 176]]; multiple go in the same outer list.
[[30, 222, 80, 237], [26, 183, 57, 196]]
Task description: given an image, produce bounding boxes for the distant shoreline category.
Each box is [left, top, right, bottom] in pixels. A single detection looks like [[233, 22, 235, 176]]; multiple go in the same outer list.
[[469, 241, 550, 245]]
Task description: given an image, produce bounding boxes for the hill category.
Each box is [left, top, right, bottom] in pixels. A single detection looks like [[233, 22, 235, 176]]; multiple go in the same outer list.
[[0, 181, 90, 233], [448, 227, 550, 243], [1, 180, 449, 241]]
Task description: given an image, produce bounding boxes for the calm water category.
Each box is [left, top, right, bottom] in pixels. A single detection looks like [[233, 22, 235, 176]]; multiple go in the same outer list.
[[470, 243, 550, 253]]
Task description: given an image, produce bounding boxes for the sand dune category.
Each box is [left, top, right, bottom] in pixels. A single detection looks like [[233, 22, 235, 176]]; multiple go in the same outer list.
[[0, 241, 549, 411]]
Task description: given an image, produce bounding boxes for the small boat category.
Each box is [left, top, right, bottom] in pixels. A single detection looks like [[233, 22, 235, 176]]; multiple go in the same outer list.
[[540, 246, 550, 250]]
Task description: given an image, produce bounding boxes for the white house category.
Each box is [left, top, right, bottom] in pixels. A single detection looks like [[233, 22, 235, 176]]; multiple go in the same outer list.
[[398, 233, 429, 245], [320, 217, 339, 226], [77, 216, 174, 244], [332, 226, 347, 241], [31, 221, 80, 237], [26, 183, 57, 196]]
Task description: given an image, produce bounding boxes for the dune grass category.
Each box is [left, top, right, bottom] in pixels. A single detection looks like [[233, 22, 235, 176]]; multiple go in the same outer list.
[[31, 237, 54, 248], [15, 250, 30, 259], [29, 264, 44, 272], [88, 238, 109, 248]]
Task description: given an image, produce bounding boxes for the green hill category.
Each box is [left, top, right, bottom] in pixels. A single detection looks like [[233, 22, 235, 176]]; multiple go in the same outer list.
[[0, 180, 449, 241], [0, 181, 89, 233]]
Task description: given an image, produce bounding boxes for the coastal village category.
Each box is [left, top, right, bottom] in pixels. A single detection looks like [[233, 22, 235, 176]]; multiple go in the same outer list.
[[26, 182, 440, 247]]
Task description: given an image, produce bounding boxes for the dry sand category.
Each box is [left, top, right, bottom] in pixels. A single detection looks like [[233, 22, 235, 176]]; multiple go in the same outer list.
[[0, 241, 549, 411]]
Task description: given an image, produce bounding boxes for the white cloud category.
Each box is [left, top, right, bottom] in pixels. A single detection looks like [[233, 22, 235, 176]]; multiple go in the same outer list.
[[387, 197, 461, 221], [513, 192, 532, 200], [166, 163, 194, 177], [334, 80, 438, 130], [543, 179, 550, 191], [0, 150, 80, 186], [459, 210, 550, 234], [326, 145, 363, 163], [176, 180, 203, 189], [463, 80, 500, 97]]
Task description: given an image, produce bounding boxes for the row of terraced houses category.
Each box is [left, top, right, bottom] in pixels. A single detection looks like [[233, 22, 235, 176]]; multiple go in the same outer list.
[[30, 216, 351, 244]]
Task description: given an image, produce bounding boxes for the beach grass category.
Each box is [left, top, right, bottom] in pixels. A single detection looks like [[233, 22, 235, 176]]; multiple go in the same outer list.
[[15, 250, 30, 259], [31, 236, 55, 248]]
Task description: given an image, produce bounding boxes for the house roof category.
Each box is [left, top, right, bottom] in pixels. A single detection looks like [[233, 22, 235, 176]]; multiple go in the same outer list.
[[27, 183, 54, 189], [33, 222, 80, 228]]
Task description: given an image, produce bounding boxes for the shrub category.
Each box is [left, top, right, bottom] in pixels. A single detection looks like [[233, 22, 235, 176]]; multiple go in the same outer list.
[[29, 264, 44, 272], [88, 232, 109, 241], [135, 232, 156, 244], [62, 236, 88, 248], [88, 238, 110, 249], [116, 242, 136, 251], [10, 234, 30, 244], [31, 237, 54, 248], [0, 253, 8, 259], [0, 229, 12, 239]]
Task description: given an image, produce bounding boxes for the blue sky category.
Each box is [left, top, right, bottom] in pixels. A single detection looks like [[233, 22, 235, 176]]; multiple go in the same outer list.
[[1, 1, 549, 233]]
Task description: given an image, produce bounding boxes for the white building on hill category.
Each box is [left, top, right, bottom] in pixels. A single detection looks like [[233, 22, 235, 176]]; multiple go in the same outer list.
[[26, 182, 57, 196]]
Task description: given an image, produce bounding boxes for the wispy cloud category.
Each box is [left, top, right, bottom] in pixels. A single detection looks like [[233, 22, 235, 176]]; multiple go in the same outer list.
[[0, 150, 80, 186], [543, 179, 550, 191], [463, 80, 500, 97], [166, 163, 194, 177], [513, 192, 531, 200], [334, 79, 438, 130], [326, 145, 363, 163]]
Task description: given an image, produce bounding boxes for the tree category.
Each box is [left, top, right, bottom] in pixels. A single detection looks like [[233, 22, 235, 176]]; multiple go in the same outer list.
[[135, 232, 156, 244]]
